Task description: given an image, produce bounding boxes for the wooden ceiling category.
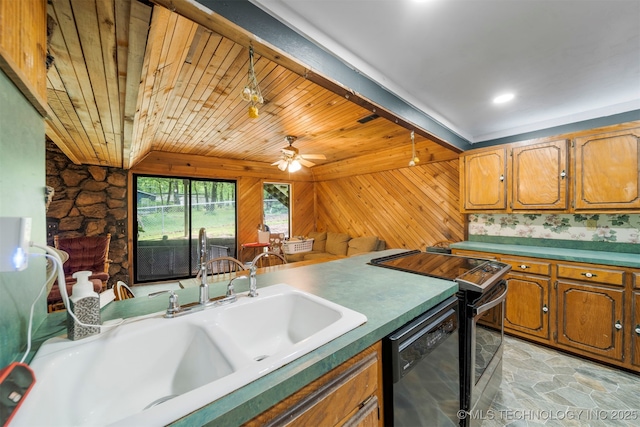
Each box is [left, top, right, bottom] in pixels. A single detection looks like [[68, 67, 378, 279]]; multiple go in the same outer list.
[[45, 0, 459, 173]]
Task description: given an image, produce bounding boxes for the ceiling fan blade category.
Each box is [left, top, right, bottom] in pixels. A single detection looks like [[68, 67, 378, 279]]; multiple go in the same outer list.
[[300, 154, 326, 160], [298, 158, 316, 168], [271, 160, 281, 166]]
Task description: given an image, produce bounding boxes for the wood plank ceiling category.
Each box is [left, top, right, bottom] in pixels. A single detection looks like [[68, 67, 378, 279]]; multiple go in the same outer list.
[[45, 0, 459, 173]]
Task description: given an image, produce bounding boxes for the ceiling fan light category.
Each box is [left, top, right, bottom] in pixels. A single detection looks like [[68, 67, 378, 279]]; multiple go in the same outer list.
[[288, 159, 302, 172], [277, 160, 288, 171]]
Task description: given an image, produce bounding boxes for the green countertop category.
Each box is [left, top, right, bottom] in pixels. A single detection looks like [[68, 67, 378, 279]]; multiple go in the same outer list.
[[451, 241, 640, 268], [33, 249, 457, 426]]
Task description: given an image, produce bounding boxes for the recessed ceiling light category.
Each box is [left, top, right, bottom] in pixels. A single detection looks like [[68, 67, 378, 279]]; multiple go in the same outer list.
[[493, 93, 515, 104]]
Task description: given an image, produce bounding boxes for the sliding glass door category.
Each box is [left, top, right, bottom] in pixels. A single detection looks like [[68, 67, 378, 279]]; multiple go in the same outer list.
[[134, 175, 237, 283]]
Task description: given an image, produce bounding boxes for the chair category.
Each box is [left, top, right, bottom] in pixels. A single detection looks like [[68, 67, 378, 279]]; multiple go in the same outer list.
[[114, 281, 135, 300], [251, 251, 287, 268], [195, 256, 247, 283], [47, 234, 111, 312]]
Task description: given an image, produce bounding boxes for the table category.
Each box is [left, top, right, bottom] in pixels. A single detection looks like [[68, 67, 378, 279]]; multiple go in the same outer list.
[[240, 242, 270, 263]]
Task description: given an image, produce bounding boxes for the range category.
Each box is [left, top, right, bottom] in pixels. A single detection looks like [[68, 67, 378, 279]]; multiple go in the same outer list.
[[370, 250, 511, 426]]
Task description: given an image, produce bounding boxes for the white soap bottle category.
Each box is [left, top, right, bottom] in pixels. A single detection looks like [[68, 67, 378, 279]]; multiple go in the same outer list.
[[66, 270, 101, 340]]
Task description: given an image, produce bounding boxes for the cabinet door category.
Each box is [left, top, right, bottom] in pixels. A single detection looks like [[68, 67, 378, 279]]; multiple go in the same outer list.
[[556, 281, 624, 361], [504, 273, 550, 339], [633, 291, 640, 368], [461, 147, 507, 211], [512, 140, 568, 210], [574, 128, 640, 210]]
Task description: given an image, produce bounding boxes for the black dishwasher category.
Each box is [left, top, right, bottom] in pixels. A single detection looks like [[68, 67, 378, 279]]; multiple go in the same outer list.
[[383, 296, 459, 427]]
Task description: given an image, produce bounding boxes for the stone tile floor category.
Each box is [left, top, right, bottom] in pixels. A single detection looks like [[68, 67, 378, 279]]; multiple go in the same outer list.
[[481, 336, 639, 427]]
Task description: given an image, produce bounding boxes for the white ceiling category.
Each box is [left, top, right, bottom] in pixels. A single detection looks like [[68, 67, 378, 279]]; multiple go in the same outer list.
[[251, 0, 640, 143]]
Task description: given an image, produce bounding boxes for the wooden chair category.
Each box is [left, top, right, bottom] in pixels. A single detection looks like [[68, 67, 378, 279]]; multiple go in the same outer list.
[[48, 234, 111, 312], [251, 251, 287, 268], [195, 256, 247, 283], [114, 281, 135, 300]]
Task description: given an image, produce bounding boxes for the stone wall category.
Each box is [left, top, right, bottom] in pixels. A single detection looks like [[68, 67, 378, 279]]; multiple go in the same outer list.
[[46, 140, 129, 286]]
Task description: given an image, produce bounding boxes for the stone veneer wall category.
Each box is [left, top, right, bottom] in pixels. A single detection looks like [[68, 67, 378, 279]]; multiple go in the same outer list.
[[45, 140, 129, 286]]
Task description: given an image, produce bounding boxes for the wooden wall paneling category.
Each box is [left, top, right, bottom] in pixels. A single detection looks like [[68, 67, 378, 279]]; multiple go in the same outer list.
[[312, 137, 459, 181], [0, 0, 48, 115], [121, 0, 151, 169], [291, 180, 315, 237], [315, 160, 463, 250], [68, 0, 117, 163], [237, 176, 264, 252], [48, 0, 109, 164]]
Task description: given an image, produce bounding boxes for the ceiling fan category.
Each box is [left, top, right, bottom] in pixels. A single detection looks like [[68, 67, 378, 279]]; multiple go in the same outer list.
[[272, 136, 326, 172]]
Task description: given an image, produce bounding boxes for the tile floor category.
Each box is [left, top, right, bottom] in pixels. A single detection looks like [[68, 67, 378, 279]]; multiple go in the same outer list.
[[482, 336, 639, 427]]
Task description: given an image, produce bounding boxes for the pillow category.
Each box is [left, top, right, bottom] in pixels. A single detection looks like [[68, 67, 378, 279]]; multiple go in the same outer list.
[[325, 232, 351, 256], [308, 231, 327, 252], [347, 236, 379, 256]]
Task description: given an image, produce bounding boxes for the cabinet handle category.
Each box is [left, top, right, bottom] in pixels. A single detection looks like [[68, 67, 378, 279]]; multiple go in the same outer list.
[[581, 272, 597, 278], [519, 264, 529, 270], [499, 175, 504, 182], [560, 170, 566, 178], [542, 305, 548, 313], [614, 321, 622, 331], [635, 325, 640, 335]]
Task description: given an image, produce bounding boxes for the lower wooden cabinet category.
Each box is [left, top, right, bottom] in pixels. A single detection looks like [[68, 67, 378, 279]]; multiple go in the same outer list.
[[452, 248, 638, 372], [556, 281, 625, 362], [244, 342, 382, 427], [633, 291, 640, 368], [504, 273, 550, 340]]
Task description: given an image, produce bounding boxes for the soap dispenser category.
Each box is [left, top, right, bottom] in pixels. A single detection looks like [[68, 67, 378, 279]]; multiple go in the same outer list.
[[66, 271, 101, 340]]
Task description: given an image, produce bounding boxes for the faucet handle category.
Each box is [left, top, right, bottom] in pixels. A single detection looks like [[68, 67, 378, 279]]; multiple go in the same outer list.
[[227, 275, 248, 297], [149, 290, 180, 316]]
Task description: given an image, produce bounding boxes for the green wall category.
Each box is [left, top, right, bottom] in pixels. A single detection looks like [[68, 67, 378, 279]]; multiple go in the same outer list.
[[0, 70, 47, 367]]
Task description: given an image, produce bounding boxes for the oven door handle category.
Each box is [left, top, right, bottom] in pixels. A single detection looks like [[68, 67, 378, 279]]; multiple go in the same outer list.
[[474, 282, 508, 316]]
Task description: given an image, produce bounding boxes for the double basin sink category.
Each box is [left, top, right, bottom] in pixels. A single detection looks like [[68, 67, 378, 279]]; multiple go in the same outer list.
[[12, 283, 367, 426]]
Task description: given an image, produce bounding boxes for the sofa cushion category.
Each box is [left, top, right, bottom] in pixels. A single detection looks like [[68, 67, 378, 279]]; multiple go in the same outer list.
[[325, 232, 351, 256], [308, 231, 327, 252], [347, 236, 380, 256]]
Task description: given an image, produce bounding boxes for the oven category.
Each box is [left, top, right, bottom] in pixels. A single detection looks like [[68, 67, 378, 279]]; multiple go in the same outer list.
[[370, 250, 511, 427], [458, 281, 508, 427]]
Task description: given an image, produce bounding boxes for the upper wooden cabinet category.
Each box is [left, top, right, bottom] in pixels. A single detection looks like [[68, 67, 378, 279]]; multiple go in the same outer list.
[[461, 147, 507, 211], [574, 127, 640, 211], [512, 140, 568, 210], [460, 140, 568, 212], [0, 0, 48, 116], [460, 122, 640, 213]]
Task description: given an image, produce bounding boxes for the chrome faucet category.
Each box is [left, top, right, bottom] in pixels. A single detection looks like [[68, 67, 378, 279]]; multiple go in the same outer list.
[[249, 251, 286, 297], [198, 227, 209, 304]]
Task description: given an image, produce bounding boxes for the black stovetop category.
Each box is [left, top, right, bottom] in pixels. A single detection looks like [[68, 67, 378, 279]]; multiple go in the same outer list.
[[369, 250, 511, 293]]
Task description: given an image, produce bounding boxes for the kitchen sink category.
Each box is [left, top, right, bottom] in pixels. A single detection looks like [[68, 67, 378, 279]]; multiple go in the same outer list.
[[12, 284, 366, 426]]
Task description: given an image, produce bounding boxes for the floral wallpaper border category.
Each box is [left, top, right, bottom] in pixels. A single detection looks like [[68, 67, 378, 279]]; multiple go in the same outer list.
[[469, 214, 640, 244]]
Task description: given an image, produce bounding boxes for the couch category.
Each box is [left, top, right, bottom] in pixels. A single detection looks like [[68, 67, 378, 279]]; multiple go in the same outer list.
[[284, 231, 386, 263]]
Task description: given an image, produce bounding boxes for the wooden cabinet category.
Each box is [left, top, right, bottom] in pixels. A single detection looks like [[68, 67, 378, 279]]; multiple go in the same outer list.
[[452, 248, 639, 371], [574, 127, 640, 211], [556, 280, 625, 362], [633, 291, 640, 368], [244, 342, 382, 427], [511, 140, 568, 210], [0, 0, 48, 116], [460, 140, 569, 212], [460, 147, 507, 211], [502, 256, 552, 340]]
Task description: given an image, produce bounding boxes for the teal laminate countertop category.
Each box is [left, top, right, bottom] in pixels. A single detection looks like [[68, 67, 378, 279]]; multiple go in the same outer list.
[[451, 241, 640, 268], [32, 249, 457, 426]]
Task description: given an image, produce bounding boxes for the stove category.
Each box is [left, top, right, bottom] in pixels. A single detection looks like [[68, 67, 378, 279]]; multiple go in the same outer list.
[[370, 250, 511, 427], [369, 249, 510, 293]]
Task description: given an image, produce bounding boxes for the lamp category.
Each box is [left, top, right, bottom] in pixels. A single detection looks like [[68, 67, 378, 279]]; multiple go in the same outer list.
[[241, 45, 263, 119], [408, 131, 420, 167]]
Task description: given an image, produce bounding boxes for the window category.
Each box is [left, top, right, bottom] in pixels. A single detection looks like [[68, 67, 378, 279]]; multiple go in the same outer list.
[[263, 182, 291, 238], [134, 175, 237, 283]]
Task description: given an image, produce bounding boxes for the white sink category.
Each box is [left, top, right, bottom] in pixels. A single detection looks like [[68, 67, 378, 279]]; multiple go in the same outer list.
[[12, 284, 366, 426]]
